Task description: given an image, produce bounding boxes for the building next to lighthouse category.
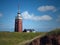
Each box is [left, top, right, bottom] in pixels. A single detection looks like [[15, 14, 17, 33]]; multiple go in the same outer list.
[[15, 6, 22, 32]]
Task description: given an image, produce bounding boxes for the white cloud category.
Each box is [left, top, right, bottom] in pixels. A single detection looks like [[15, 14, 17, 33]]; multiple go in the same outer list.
[[21, 11, 32, 19], [21, 11, 52, 21], [37, 5, 57, 12], [0, 13, 2, 17], [56, 15, 60, 22]]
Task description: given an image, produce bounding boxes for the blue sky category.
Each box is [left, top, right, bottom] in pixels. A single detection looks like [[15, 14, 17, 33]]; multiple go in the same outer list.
[[0, 0, 60, 32]]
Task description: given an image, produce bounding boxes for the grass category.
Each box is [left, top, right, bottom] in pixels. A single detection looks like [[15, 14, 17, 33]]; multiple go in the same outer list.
[[0, 28, 59, 45], [0, 32, 46, 45], [48, 28, 60, 35]]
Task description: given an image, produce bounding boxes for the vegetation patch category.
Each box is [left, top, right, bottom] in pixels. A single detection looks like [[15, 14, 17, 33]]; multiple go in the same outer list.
[[0, 32, 45, 45]]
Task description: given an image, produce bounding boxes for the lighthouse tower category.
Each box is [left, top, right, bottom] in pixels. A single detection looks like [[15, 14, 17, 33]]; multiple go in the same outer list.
[[15, 4, 22, 32]]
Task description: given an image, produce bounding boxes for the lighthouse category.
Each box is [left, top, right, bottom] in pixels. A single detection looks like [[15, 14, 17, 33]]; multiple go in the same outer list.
[[15, 4, 22, 32]]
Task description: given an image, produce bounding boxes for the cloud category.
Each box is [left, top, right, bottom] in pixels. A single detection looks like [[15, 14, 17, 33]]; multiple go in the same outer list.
[[0, 13, 2, 17], [56, 15, 60, 22], [21, 11, 52, 21], [0, 23, 12, 28], [37, 5, 57, 12]]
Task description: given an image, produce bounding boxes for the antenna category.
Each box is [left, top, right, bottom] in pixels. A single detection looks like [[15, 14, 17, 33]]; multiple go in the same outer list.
[[18, 0, 20, 14]]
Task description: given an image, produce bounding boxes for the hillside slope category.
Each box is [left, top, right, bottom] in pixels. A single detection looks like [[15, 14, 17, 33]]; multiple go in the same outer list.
[[0, 32, 46, 45], [48, 28, 60, 35], [27, 29, 60, 45]]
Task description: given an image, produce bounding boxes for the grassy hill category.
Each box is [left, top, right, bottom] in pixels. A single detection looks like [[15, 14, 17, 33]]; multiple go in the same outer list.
[[0, 32, 46, 45], [48, 28, 60, 35], [0, 29, 60, 45]]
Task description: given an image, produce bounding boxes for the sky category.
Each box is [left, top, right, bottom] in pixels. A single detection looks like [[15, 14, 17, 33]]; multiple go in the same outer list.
[[0, 0, 60, 32]]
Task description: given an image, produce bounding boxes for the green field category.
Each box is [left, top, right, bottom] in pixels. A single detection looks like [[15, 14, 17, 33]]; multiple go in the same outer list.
[[48, 28, 60, 35], [0, 29, 60, 45], [0, 32, 46, 45]]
